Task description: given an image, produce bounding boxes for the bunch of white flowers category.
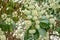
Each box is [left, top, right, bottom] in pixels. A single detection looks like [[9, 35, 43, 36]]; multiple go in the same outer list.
[[32, 10, 38, 16], [0, 28, 6, 40], [23, 9, 31, 15], [12, 11, 18, 17], [12, 0, 19, 2], [29, 29, 36, 34], [13, 19, 25, 40], [12, 0, 60, 40], [0, 35, 6, 40], [49, 0, 60, 9], [26, 15, 32, 19], [49, 0, 56, 3], [49, 17, 56, 24], [5, 18, 14, 25], [49, 18, 55, 24], [28, 4, 35, 9], [1, 13, 7, 20], [24, 20, 32, 30]]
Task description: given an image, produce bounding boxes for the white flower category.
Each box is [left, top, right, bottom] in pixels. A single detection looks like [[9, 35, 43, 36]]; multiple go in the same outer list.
[[40, 10, 46, 15], [23, 0, 30, 2], [0, 29, 6, 40], [28, 5, 35, 9], [46, 15, 50, 19], [29, 29, 36, 34], [24, 4, 28, 7], [50, 18, 55, 24], [43, 3, 49, 8], [50, 35, 54, 39], [18, 0, 22, 3], [26, 15, 32, 19], [33, 16, 38, 20], [35, 6, 40, 11], [32, 10, 38, 16], [0, 35, 6, 40], [16, 34, 24, 40], [0, 30, 4, 35], [50, 3, 59, 9], [24, 9, 31, 15], [53, 31, 59, 35], [49, 0, 56, 3], [5, 18, 13, 25], [35, 20, 40, 24], [6, 7, 9, 10], [54, 17, 57, 20], [24, 20, 32, 30], [15, 29, 24, 34], [24, 20, 32, 27], [12, 0, 18, 2], [1, 14, 7, 20], [50, 15, 53, 17], [16, 34, 21, 38], [36, 7, 40, 11], [12, 11, 18, 17], [1, 35, 6, 40], [39, 15, 42, 19], [35, 24, 40, 29]]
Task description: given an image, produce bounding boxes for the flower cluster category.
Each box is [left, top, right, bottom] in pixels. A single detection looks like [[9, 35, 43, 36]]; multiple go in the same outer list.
[[0, 28, 6, 40], [12, 11, 18, 17], [24, 20, 32, 30], [29, 29, 36, 34], [5, 18, 14, 25], [20, 0, 60, 40], [1, 13, 7, 20], [0, 0, 60, 40]]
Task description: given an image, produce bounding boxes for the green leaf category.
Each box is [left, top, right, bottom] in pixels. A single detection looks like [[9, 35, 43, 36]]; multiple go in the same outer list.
[[12, 22, 16, 28], [38, 28, 47, 36], [56, 27, 60, 34], [40, 20, 50, 31], [12, 17, 19, 22], [0, 22, 16, 32]]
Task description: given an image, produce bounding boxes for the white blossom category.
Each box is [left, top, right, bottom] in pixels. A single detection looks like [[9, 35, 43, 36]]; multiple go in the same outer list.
[[0, 35, 6, 40], [46, 15, 50, 19], [29, 29, 36, 34], [32, 10, 38, 16], [26, 15, 32, 19], [0, 28, 6, 40], [1, 14, 7, 20], [49, 0, 56, 3], [50, 15, 53, 17], [39, 15, 42, 19], [35, 20, 40, 24], [40, 10, 46, 15], [35, 24, 40, 29], [33, 16, 38, 20], [12, 0, 19, 2], [50, 35, 54, 40], [24, 9, 31, 15], [28, 5, 35, 9], [12, 11, 18, 17], [50, 18, 55, 24], [24, 20, 32, 27], [5, 18, 13, 25]]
